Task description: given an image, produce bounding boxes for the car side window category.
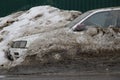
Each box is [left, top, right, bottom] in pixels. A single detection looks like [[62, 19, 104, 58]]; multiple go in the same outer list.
[[82, 11, 110, 28], [73, 10, 120, 32], [115, 10, 120, 27], [117, 14, 120, 27], [73, 11, 110, 31]]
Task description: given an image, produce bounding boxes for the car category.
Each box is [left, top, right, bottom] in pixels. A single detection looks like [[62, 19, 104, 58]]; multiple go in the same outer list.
[[69, 7, 120, 31], [5, 7, 120, 61]]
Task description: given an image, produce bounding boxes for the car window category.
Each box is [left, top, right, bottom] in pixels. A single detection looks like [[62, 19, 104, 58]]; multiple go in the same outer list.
[[67, 11, 93, 28], [117, 14, 120, 28], [73, 11, 111, 31], [115, 10, 120, 27], [82, 11, 111, 28], [73, 9, 120, 32]]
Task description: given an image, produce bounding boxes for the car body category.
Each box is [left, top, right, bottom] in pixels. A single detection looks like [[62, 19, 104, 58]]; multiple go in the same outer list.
[[70, 7, 120, 31]]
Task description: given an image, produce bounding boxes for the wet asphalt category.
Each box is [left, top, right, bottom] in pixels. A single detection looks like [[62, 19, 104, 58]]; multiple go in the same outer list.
[[1, 72, 120, 80]]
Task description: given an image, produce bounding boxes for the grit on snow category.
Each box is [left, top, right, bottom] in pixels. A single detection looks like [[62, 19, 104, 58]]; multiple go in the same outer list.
[[0, 6, 120, 70], [0, 5, 81, 66]]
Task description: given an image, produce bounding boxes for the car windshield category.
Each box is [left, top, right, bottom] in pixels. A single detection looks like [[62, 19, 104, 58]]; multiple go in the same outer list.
[[11, 41, 27, 48], [66, 10, 93, 28]]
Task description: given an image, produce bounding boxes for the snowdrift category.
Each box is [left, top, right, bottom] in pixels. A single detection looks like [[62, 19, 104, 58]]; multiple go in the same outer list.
[[2, 27, 120, 74], [0, 5, 81, 67], [23, 27, 120, 64], [0, 6, 120, 73]]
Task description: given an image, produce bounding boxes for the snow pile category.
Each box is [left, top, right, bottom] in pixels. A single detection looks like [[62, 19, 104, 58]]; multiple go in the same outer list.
[[0, 5, 81, 66], [0, 5, 120, 71], [20, 27, 120, 66], [0, 26, 119, 73]]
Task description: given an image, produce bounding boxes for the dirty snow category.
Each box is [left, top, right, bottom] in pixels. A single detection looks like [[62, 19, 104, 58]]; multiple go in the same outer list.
[[0, 5, 81, 67], [24, 27, 120, 65], [0, 5, 120, 70]]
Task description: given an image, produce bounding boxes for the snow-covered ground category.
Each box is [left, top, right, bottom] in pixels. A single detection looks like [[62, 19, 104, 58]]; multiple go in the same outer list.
[[0, 5, 81, 67]]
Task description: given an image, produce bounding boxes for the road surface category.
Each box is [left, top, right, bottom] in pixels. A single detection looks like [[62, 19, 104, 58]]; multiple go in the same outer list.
[[0, 72, 120, 80]]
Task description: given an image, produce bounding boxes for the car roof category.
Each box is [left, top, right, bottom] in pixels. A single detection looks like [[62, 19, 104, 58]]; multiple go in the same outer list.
[[88, 7, 120, 13]]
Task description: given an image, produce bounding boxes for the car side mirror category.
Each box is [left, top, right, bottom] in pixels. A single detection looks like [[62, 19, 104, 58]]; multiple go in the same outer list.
[[25, 47, 28, 49], [73, 24, 86, 31]]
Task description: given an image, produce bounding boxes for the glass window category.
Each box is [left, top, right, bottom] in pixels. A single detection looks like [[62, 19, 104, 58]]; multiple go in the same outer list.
[[11, 41, 27, 48], [117, 14, 120, 27], [115, 10, 120, 27], [67, 10, 93, 28], [73, 11, 111, 31], [82, 11, 110, 28]]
